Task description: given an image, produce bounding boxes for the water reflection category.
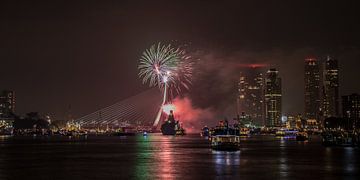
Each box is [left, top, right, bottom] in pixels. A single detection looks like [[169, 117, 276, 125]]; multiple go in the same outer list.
[[212, 150, 240, 176], [279, 156, 289, 178], [344, 147, 354, 173], [0, 134, 359, 179], [212, 150, 240, 165], [134, 135, 152, 179], [324, 147, 333, 172], [0, 135, 11, 142], [157, 138, 175, 179]]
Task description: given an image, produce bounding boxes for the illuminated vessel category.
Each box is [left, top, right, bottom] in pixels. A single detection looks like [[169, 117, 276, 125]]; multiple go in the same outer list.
[[239, 128, 250, 137], [161, 110, 185, 135], [209, 120, 240, 151], [275, 129, 286, 137], [211, 135, 240, 151]]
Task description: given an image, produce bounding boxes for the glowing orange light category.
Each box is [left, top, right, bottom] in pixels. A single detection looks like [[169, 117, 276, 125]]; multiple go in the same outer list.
[[236, 63, 268, 68], [162, 104, 176, 115], [305, 57, 317, 62]]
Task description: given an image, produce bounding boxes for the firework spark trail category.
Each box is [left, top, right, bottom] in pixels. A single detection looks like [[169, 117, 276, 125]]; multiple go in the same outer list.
[[138, 43, 193, 98], [138, 42, 193, 127]]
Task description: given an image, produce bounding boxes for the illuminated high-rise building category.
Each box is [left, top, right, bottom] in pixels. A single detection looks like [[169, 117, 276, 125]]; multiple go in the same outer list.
[[238, 66, 265, 126], [342, 93, 360, 129], [304, 58, 321, 122], [0, 90, 15, 117], [322, 56, 339, 118], [264, 68, 282, 127]]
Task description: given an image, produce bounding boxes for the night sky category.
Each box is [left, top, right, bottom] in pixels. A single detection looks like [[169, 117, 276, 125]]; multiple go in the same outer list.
[[1, 0, 360, 120]]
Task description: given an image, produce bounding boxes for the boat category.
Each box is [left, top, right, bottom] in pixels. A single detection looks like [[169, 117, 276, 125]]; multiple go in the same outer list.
[[296, 132, 309, 141], [161, 110, 185, 135], [211, 135, 240, 151], [275, 130, 286, 137], [201, 126, 210, 137], [176, 128, 186, 135], [114, 127, 136, 136], [322, 131, 358, 147], [239, 128, 250, 137], [210, 120, 240, 136], [209, 119, 241, 151]]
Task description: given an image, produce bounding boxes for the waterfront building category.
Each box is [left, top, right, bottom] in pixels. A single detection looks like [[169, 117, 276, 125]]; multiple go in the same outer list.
[[0, 90, 15, 117], [304, 58, 321, 123], [285, 115, 297, 129], [238, 65, 265, 126], [342, 93, 360, 129], [264, 68, 282, 127], [322, 56, 339, 118]]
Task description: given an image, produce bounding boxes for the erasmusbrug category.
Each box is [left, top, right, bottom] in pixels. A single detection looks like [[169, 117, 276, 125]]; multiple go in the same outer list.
[[75, 43, 193, 130], [74, 88, 162, 129]]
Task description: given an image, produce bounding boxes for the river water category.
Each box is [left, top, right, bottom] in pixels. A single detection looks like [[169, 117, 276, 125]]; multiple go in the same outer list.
[[0, 134, 359, 179]]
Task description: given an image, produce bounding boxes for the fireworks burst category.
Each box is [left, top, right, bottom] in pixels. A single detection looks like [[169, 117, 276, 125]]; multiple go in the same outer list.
[[138, 42, 194, 127], [138, 43, 193, 98]]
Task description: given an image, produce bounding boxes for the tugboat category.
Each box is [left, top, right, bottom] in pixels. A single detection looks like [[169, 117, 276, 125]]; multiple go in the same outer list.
[[161, 110, 185, 135]]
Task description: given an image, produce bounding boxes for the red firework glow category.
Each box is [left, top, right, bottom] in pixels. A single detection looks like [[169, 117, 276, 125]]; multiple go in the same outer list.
[[236, 63, 268, 68], [168, 97, 215, 133]]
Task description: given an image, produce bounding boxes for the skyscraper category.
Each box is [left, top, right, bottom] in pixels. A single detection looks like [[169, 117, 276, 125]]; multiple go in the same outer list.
[[342, 93, 360, 129], [238, 66, 265, 126], [0, 90, 15, 117], [322, 56, 339, 118], [304, 58, 321, 122], [265, 68, 282, 127]]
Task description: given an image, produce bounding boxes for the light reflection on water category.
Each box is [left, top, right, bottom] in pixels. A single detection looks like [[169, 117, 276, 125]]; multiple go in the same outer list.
[[325, 147, 333, 172], [344, 147, 354, 173], [157, 139, 175, 179], [212, 150, 241, 166], [0, 134, 359, 179]]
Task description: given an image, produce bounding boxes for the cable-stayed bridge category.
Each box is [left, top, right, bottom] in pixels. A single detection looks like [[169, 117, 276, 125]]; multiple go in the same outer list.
[[74, 89, 162, 129]]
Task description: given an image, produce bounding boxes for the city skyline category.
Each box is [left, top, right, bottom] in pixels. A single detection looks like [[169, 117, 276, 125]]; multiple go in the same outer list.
[[1, 1, 360, 120], [265, 68, 282, 127], [238, 66, 265, 126], [304, 58, 321, 122], [1, 1, 360, 179]]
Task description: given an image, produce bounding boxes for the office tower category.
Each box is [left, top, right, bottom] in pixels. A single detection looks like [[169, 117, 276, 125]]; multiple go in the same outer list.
[[342, 93, 360, 129], [322, 56, 339, 117], [304, 58, 321, 122], [0, 90, 15, 117], [264, 68, 282, 127], [238, 66, 265, 126]]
